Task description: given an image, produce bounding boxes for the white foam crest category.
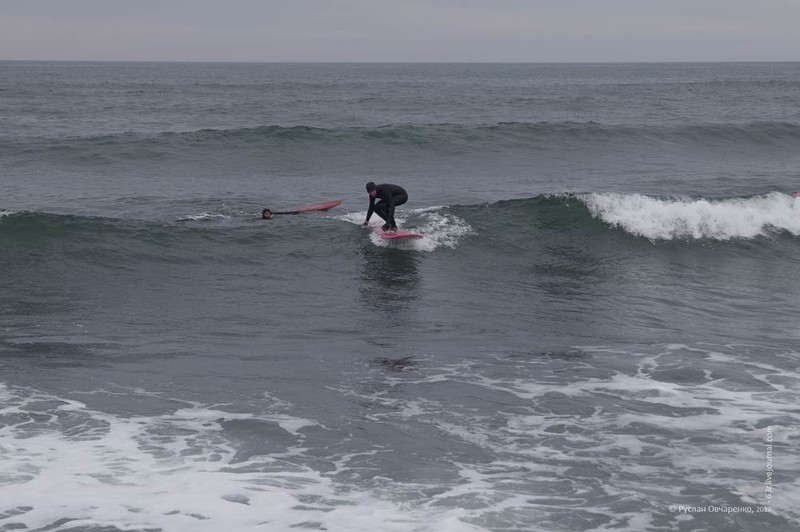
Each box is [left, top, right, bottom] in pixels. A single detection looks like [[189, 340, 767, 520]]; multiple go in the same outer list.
[[340, 210, 415, 231], [338, 210, 371, 226], [412, 210, 472, 251], [339, 209, 472, 251], [0, 385, 485, 532], [0, 210, 15, 218], [582, 192, 800, 240], [180, 212, 230, 221]]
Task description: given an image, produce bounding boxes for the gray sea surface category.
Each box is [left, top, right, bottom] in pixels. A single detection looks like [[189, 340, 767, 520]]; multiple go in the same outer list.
[[1, 62, 799, 531]]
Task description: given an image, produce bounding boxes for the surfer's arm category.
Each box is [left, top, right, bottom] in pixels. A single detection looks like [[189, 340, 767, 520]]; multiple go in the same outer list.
[[365, 197, 375, 223]]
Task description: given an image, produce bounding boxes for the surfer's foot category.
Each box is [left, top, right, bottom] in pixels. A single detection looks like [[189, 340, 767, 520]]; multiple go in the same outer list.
[[382, 223, 391, 231]]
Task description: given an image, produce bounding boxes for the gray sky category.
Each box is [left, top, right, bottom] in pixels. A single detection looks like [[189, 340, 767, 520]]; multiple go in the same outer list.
[[1, 0, 798, 62]]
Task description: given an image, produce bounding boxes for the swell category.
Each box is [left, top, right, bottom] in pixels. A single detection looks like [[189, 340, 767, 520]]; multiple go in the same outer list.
[[0, 210, 373, 272], [0, 212, 282, 268], [3, 121, 799, 162], [3, 192, 799, 276]]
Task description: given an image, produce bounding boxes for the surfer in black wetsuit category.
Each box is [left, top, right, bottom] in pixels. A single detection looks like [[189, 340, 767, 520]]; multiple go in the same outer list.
[[363, 182, 408, 231]]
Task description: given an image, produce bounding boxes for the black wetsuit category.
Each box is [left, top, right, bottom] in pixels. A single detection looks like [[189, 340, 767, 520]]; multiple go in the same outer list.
[[366, 183, 408, 230]]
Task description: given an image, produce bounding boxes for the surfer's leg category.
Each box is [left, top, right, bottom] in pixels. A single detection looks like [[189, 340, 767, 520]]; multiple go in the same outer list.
[[373, 202, 392, 230], [373, 201, 389, 222], [386, 193, 406, 229]]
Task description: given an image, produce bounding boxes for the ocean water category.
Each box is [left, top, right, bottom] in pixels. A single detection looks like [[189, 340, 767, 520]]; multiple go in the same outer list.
[[1, 61, 800, 531]]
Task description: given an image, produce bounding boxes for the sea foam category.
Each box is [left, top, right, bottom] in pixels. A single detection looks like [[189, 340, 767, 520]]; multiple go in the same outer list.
[[340, 208, 472, 251], [583, 192, 800, 240]]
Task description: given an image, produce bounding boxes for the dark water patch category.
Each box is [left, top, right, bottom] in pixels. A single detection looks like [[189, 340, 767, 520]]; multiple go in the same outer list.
[[4, 121, 799, 164], [0, 211, 292, 267], [373, 356, 418, 372], [0, 340, 98, 361]]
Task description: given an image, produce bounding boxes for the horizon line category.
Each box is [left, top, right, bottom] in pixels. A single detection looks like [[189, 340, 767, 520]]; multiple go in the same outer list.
[[1, 59, 799, 65]]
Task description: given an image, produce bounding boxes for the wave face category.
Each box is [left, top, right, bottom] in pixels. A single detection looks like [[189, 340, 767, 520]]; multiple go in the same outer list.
[[3, 192, 800, 255], [3, 194, 800, 305], [450, 192, 800, 243]]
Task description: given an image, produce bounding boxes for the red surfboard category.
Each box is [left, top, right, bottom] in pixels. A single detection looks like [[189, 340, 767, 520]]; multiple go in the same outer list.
[[379, 229, 423, 240], [274, 199, 342, 214], [792, 192, 800, 198]]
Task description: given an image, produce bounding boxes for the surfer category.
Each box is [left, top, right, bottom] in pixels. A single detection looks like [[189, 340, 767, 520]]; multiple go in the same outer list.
[[262, 200, 342, 219], [261, 208, 301, 219], [363, 182, 407, 231]]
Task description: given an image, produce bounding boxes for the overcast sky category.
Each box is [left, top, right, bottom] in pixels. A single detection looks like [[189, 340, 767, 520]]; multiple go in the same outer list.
[[1, 0, 798, 62]]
